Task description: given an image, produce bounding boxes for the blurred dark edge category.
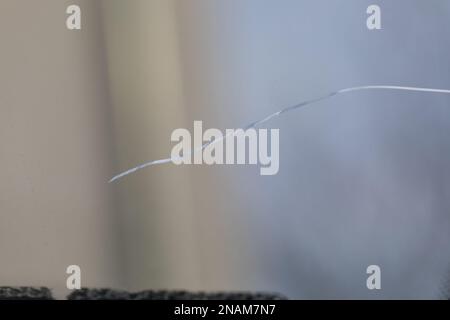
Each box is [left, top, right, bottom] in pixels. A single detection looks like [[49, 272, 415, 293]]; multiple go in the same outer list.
[[0, 287, 287, 300], [0, 287, 53, 300]]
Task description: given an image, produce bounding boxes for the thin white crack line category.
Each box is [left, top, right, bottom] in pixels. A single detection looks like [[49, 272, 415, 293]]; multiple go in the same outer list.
[[109, 85, 450, 183]]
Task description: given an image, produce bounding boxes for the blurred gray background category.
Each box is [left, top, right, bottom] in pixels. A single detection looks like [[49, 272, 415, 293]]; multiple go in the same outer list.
[[1, 0, 450, 299]]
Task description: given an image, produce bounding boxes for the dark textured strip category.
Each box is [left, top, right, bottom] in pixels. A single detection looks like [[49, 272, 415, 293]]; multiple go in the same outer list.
[[0, 287, 54, 300], [67, 288, 287, 300]]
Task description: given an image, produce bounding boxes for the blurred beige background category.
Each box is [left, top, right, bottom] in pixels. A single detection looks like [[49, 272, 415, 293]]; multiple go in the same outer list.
[[0, 0, 121, 298], [0, 0, 203, 298]]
